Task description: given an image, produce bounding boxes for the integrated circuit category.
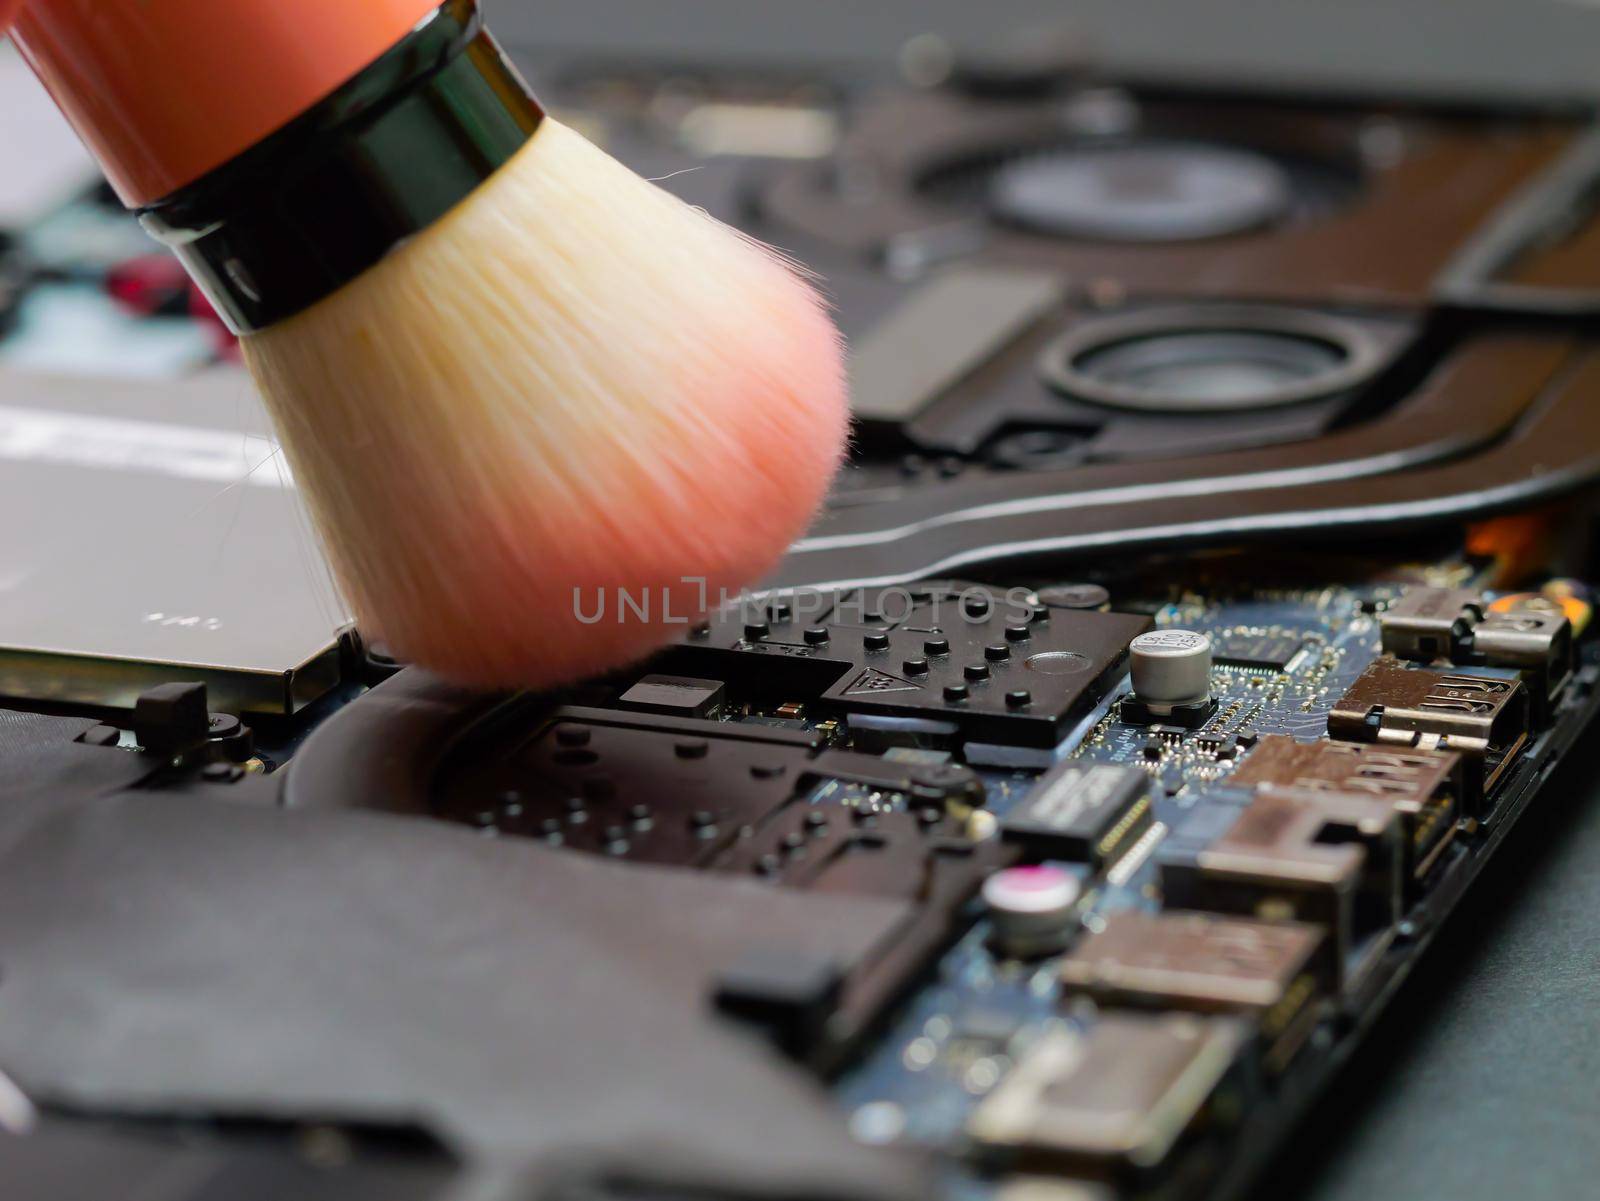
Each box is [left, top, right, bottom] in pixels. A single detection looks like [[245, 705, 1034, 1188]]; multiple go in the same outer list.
[[616, 674, 727, 719], [1000, 761, 1152, 868], [1211, 629, 1307, 672], [667, 583, 1152, 749]]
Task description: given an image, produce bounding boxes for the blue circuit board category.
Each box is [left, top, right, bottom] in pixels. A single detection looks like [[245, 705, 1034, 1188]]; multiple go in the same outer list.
[[831, 581, 1407, 1157]]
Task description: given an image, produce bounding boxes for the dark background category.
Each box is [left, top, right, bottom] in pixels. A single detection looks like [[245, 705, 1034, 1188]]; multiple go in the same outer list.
[[486, 4, 1600, 1198], [490, 0, 1600, 106]]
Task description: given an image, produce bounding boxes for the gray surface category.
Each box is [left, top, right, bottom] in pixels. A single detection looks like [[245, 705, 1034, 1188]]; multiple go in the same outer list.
[[1255, 748, 1600, 1199], [0, 368, 348, 712], [494, 0, 1600, 107], [850, 267, 1064, 423], [0, 786, 926, 1200]]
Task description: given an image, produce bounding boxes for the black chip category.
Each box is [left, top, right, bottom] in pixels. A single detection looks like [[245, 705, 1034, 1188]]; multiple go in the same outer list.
[[1001, 761, 1152, 866], [1213, 631, 1305, 671], [617, 674, 727, 718], [669, 584, 1152, 749]]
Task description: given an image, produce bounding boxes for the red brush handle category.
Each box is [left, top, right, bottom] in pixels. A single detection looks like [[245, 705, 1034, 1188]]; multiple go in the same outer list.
[[8, 0, 442, 206]]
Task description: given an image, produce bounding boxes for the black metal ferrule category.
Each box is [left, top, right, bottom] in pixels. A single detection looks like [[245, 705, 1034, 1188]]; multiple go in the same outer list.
[[137, 0, 544, 334]]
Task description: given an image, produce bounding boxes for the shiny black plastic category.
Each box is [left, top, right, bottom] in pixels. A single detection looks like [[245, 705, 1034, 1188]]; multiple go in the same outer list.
[[137, 0, 544, 333]]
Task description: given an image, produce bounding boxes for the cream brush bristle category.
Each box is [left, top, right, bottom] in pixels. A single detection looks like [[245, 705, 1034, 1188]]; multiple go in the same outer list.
[[244, 120, 849, 687]]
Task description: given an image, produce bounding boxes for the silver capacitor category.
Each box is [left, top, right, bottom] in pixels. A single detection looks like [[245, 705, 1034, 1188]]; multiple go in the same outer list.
[[982, 865, 1082, 957], [1130, 629, 1213, 706]]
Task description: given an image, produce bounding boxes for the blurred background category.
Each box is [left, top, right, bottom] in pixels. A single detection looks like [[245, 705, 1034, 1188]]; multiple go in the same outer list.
[[489, 0, 1600, 104]]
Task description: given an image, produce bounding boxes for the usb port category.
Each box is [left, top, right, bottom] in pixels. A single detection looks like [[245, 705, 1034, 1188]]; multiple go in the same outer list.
[[1380, 586, 1572, 716], [1160, 788, 1402, 998], [1379, 587, 1483, 662], [1059, 909, 1328, 1071], [1230, 734, 1462, 888], [1327, 658, 1529, 813], [1473, 608, 1573, 712]]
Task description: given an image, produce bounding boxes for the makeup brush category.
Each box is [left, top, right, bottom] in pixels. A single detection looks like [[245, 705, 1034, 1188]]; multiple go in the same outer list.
[[9, 0, 848, 688]]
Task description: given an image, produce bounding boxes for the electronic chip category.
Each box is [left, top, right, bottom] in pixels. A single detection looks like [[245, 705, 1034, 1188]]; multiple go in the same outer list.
[[671, 583, 1152, 748], [1001, 761, 1152, 867], [1212, 630, 1306, 672], [617, 674, 726, 718]]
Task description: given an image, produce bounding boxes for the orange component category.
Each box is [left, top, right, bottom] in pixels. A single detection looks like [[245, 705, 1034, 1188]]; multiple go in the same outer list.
[[1465, 511, 1553, 587], [1489, 588, 1592, 634], [11, 0, 443, 206]]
